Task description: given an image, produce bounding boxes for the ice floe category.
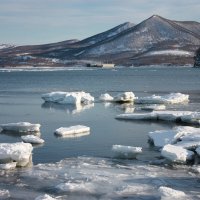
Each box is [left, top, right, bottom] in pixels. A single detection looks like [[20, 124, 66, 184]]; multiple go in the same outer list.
[[112, 145, 142, 159], [0, 189, 10, 199], [21, 135, 45, 144], [116, 111, 200, 125], [41, 91, 94, 105], [148, 126, 200, 148], [0, 142, 33, 167], [0, 162, 17, 170], [196, 147, 200, 156], [99, 93, 114, 101], [161, 144, 194, 163], [54, 125, 90, 137], [135, 93, 189, 104], [35, 194, 56, 200], [113, 92, 136, 103], [0, 122, 41, 133], [159, 186, 187, 200]]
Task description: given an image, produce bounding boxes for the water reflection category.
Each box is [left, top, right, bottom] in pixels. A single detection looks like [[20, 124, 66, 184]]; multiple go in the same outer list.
[[41, 102, 94, 114], [103, 102, 135, 113]]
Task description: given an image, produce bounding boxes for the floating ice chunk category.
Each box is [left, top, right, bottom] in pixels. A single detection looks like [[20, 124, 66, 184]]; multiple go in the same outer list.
[[135, 93, 189, 104], [0, 122, 40, 133], [0, 142, 33, 167], [174, 141, 200, 150], [191, 165, 200, 173], [0, 189, 10, 199], [0, 162, 17, 170], [99, 93, 114, 101], [196, 147, 200, 156], [56, 182, 95, 193], [141, 104, 166, 111], [35, 194, 56, 200], [55, 125, 90, 137], [159, 186, 186, 200], [113, 92, 136, 102], [116, 112, 157, 120], [148, 126, 200, 148], [112, 145, 142, 159], [180, 112, 200, 125], [41, 91, 94, 105], [161, 144, 194, 163], [21, 135, 44, 144]]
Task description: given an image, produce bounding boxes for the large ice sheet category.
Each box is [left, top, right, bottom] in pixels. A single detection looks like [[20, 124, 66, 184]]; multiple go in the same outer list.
[[148, 126, 200, 148], [55, 125, 90, 137], [41, 91, 94, 105], [135, 93, 189, 104], [0, 122, 40, 133], [159, 186, 186, 200], [112, 145, 142, 159], [113, 92, 136, 102], [161, 144, 194, 163], [0, 142, 33, 167], [21, 135, 45, 144], [116, 111, 200, 125]]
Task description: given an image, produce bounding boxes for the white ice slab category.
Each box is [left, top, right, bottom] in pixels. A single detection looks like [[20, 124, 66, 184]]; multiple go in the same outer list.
[[0, 189, 10, 199], [180, 112, 200, 125], [21, 135, 45, 144], [148, 126, 200, 148], [41, 91, 94, 105], [135, 93, 189, 104], [174, 141, 200, 150], [0, 122, 40, 133], [141, 104, 166, 111], [161, 144, 194, 163], [112, 145, 142, 159], [35, 194, 56, 200], [55, 125, 90, 137], [159, 186, 186, 200], [113, 92, 136, 102], [99, 93, 114, 101], [0, 142, 33, 167], [116, 111, 200, 125], [0, 162, 17, 170]]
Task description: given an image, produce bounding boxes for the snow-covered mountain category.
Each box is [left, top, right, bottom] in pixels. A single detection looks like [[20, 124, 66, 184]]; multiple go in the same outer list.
[[0, 15, 200, 67]]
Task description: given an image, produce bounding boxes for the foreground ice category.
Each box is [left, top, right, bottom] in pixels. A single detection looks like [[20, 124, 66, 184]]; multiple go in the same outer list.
[[54, 125, 90, 137], [0, 122, 41, 133], [113, 92, 136, 103], [41, 91, 94, 105], [116, 111, 200, 125], [0, 142, 33, 168], [35, 194, 56, 200], [21, 135, 45, 144], [161, 144, 194, 163], [148, 126, 200, 148], [0, 189, 10, 199], [8, 157, 198, 200], [135, 93, 189, 104], [112, 145, 142, 159], [159, 186, 187, 200], [99, 93, 114, 101]]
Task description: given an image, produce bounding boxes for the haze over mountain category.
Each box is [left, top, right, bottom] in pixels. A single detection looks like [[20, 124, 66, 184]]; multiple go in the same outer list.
[[1, 15, 200, 67]]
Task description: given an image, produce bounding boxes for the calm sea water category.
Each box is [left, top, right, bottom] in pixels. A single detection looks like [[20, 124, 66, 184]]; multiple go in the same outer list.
[[0, 66, 200, 199]]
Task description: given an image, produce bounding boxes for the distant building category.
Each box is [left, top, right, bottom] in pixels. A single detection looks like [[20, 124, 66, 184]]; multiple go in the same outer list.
[[194, 47, 200, 67], [86, 63, 115, 68]]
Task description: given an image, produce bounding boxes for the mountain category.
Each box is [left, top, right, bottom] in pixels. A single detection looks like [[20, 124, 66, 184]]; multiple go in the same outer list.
[[0, 15, 200, 67]]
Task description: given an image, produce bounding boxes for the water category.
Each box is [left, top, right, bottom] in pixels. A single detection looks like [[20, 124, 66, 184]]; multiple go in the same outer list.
[[0, 66, 200, 199]]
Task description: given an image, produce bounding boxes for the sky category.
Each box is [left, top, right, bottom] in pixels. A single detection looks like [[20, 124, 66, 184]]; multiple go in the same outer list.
[[0, 0, 200, 45]]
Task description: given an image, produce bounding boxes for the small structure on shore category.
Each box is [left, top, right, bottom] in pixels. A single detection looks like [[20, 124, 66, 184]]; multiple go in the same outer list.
[[86, 62, 115, 68], [194, 47, 200, 67]]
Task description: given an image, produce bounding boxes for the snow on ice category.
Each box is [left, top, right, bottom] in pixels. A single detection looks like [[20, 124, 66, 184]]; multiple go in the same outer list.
[[113, 92, 136, 103], [0, 122, 41, 133], [21, 135, 45, 144], [54, 125, 90, 137], [135, 93, 189, 104], [41, 91, 94, 105], [161, 144, 194, 163], [0, 142, 33, 168], [112, 145, 142, 159], [99, 93, 114, 101]]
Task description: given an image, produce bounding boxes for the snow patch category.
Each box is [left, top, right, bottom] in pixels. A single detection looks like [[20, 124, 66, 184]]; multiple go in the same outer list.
[[147, 49, 193, 56], [112, 145, 142, 159]]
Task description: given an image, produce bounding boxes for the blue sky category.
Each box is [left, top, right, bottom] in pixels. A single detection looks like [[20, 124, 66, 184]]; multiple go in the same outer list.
[[1, 0, 200, 45]]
